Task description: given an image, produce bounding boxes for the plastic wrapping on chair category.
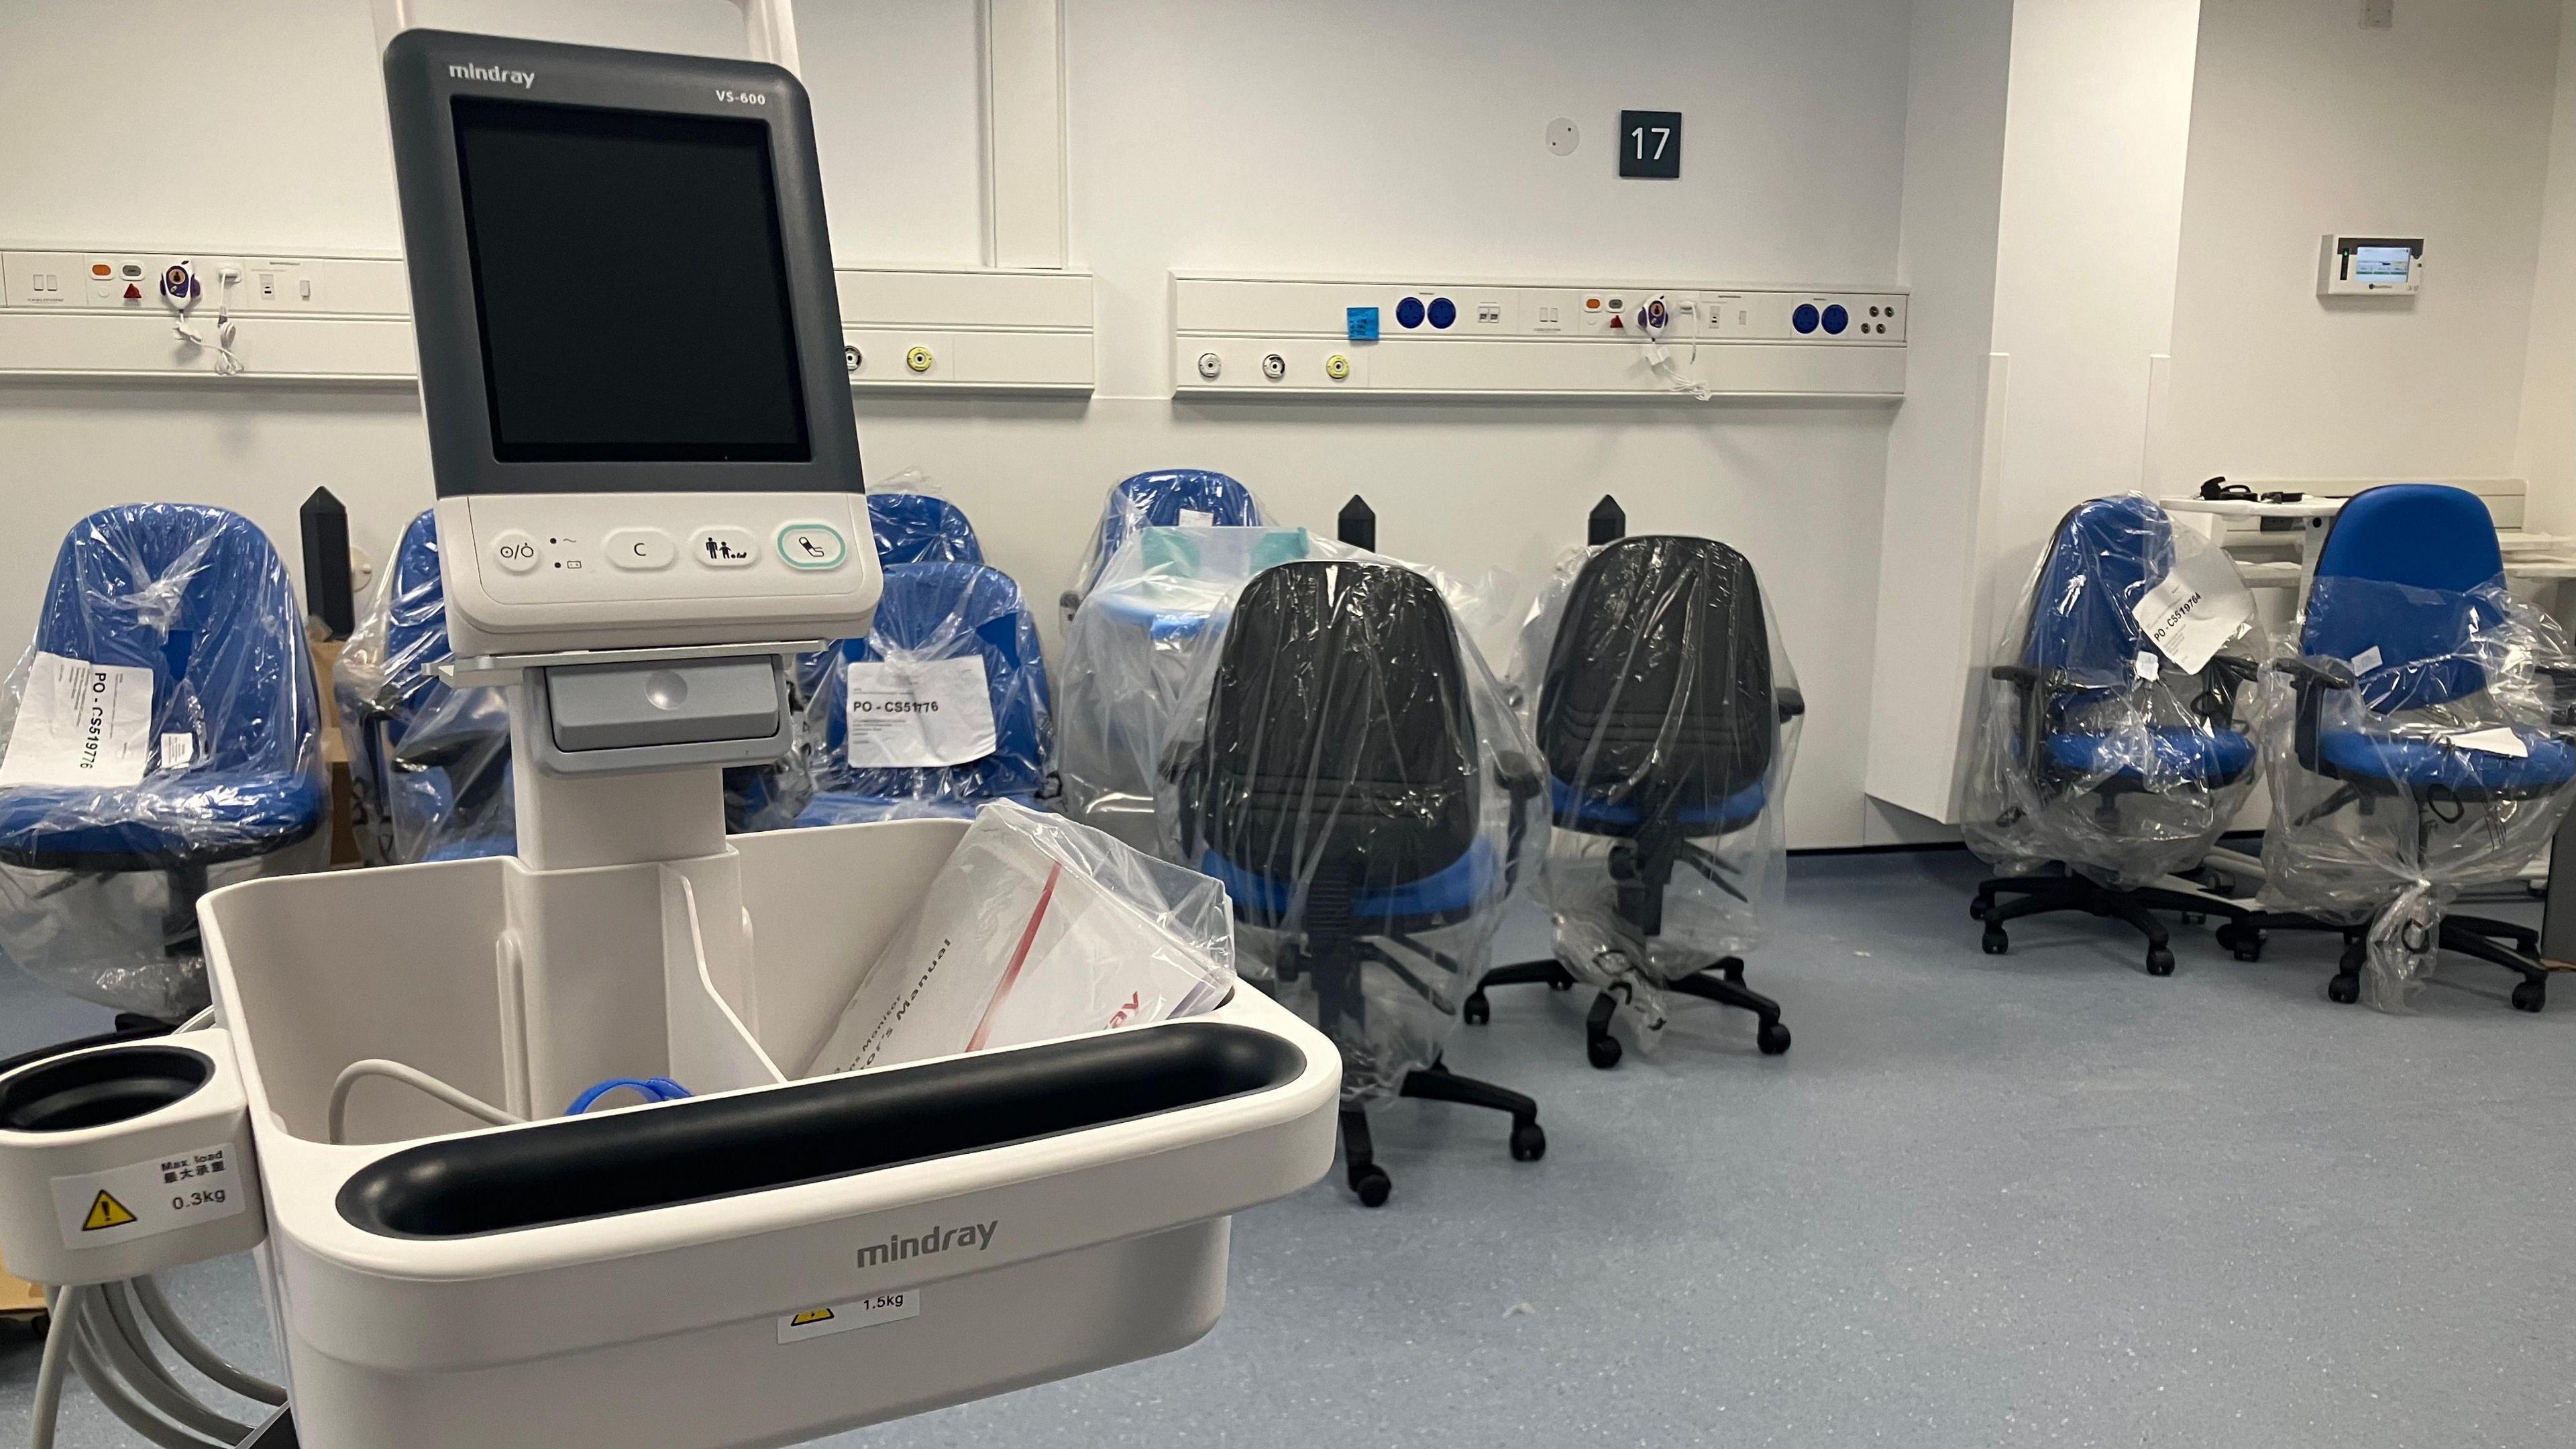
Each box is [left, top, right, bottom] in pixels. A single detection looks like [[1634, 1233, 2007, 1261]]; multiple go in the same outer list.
[[334, 510, 515, 864], [0, 504, 327, 1016], [2257, 566, 2576, 1008], [1157, 555, 1546, 1104], [797, 561, 1053, 826], [864, 470, 983, 568], [1507, 536, 1803, 1036], [1061, 468, 1265, 622], [1963, 495, 2265, 891], [1058, 525, 1314, 851]]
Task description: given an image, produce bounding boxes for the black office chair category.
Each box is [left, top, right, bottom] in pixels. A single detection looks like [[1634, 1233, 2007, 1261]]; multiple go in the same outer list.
[[1468, 499, 1801, 1067], [1163, 549, 1547, 1208]]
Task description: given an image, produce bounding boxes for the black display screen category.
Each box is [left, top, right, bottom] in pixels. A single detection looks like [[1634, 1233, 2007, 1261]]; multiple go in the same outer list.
[[451, 96, 810, 463]]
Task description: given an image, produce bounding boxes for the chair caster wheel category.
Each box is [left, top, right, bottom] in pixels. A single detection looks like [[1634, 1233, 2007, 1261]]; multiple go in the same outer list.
[[1509, 1122, 1546, 1162], [2145, 947, 2176, 977], [1721, 958, 1746, 985], [1462, 992, 1490, 1026], [2327, 972, 2361, 1005], [1970, 896, 1990, 920], [1351, 1165, 1392, 1208], [1981, 926, 2009, 955], [1757, 1021, 1792, 1056], [2512, 979, 2546, 1013], [1587, 1034, 1623, 1070]]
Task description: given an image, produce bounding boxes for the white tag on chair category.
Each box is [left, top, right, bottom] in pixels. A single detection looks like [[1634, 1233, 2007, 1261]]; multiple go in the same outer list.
[[2350, 645, 2383, 676], [2130, 547, 2255, 674], [2134, 650, 2160, 682], [844, 656, 998, 767], [0, 652, 154, 790], [1179, 508, 1215, 528], [2445, 727, 2528, 758]]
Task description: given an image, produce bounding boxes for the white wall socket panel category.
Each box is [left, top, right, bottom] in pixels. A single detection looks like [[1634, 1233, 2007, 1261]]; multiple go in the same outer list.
[[1173, 273, 1906, 400]]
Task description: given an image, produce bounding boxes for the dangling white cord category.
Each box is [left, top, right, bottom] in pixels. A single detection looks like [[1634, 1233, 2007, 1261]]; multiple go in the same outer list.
[[162, 262, 244, 377], [1640, 336, 1716, 402]]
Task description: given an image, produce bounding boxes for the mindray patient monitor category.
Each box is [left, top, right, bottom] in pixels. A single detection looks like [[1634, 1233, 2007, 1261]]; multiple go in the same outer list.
[[0, 29, 1336, 1449]]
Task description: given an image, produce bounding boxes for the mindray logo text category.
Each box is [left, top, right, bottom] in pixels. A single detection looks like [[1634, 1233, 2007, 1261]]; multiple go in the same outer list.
[[856, 1218, 997, 1269], [449, 62, 536, 89]]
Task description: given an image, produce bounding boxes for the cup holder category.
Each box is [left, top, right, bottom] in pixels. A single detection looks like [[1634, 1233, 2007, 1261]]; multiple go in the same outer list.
[[0, 1045, 213, 1134]]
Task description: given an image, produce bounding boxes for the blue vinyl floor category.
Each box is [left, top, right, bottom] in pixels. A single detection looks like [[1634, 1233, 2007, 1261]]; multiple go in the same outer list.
[[3, 848, 2568, 1448]]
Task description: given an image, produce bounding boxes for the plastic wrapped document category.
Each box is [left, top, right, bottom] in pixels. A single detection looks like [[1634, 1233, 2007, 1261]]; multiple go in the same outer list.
[[1507, 535, 1803, 1035], [1964, 495, 2265, 890], [0, 504, 328, 1017], [803, 801, 1234, 1075], [1157, 553, 1546, 1104], [2257, 569, 2576, 1007]]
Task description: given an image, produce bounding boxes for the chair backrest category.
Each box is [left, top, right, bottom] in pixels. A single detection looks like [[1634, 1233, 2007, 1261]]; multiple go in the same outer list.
[[30, 503, 313, 775], [1085, 470, 1263, 586], [814, 562, 1051, 802], [2303, 483, 2506, 712], [866, 492, 983, 568], [1534, 535, 1775, 818], [2019, 494, 2171, 686], [379, 509, 453, 712], [1193, 559, 1481, 885]]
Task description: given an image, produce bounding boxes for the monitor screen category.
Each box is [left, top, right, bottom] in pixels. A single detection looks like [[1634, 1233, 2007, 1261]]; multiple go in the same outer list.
[[2351, 246, 2413, 284], [451, 96, 811, 463]]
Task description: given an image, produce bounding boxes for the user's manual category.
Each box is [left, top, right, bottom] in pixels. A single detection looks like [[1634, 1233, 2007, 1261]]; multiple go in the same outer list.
[[804, 801, 1236, 1077]]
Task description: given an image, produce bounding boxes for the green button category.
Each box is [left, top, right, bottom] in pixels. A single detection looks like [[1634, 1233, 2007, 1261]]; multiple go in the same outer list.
[[777, 523, 847, 570]]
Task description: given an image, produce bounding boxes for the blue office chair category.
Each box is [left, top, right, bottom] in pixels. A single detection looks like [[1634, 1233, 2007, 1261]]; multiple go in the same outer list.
[[0, 504, 326, 1016], [1970, 496, 2261, 975], [1161, 556, 1547, 1207], [796, 562, 1053, 825], [2221, 484, 2569, 1011], [1467, 502, 1804, 1067], [337, 511, 515, 865], [866, 490, 983, 567], [1061, 468, 1265, 621]]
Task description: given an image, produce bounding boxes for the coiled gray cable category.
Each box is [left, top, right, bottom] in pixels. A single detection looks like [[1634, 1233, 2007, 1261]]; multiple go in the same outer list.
[[131, 1277, 283, 1405]]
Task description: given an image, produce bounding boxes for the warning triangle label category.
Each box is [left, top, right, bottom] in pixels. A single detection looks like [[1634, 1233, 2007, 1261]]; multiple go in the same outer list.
[[82, 1191, 139, 1232], [790, 1308, 835, 1327]]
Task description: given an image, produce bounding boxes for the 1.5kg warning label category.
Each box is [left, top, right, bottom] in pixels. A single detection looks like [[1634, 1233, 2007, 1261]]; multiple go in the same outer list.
[[51, 1146, 246, 1251], [777, 1289, 920, 1344]]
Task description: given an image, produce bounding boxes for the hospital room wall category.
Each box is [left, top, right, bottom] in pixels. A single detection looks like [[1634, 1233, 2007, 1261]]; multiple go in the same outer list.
[[2163, 0, 2569, 506], [0, 0, 1917, 849], [2516, 0, 2576, 535]]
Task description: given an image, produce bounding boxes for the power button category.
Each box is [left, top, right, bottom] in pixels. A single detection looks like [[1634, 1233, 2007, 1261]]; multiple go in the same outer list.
[[777, 523, 847, 570], [490, 530, 542, 574]]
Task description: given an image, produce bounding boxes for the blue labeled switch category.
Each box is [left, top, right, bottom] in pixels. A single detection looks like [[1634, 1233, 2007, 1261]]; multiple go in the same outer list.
[[1346, 306, 1380, 341]]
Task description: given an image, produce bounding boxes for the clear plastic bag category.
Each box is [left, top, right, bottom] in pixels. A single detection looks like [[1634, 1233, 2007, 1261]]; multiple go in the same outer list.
[[864, 468, 983, 568], [802, 800, 1234, 1076], [1061, 468, 1265, 623], [1058, 525, 1315, 851], [1507, 536, 1803, 1038], [1157, 552, 1547, 1104], [0, 504, 329, 1016], [797, 561, 1054, 826], [1964, 495, 2265, 890], [2257, 570, 2576, 1007], [334, 510, 515, 864]]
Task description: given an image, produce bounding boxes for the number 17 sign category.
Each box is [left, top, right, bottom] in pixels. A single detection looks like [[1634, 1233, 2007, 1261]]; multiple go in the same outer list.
[[1619, 110, 1682, 180]]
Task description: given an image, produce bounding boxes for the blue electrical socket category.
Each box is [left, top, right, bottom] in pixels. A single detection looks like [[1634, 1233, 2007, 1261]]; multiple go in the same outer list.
[[1346, 306, 1381, 341]]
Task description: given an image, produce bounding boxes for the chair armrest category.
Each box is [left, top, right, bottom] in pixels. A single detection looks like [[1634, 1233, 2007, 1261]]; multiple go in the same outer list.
[[1493, 750, 1544, 802], [1775, 686, 1806, 722], [1990, 663, 2043, 684]]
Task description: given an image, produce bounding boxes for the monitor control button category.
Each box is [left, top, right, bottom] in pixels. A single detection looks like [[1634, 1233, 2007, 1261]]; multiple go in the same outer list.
[[490, 530, 543, 574], [690, 527, 759, 568], [605, 528, 676, 570], [777, 523, 847, 570]]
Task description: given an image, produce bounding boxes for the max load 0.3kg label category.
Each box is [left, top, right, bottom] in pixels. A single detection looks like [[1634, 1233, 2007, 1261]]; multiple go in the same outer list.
[[50, 1145, 246, 1251]]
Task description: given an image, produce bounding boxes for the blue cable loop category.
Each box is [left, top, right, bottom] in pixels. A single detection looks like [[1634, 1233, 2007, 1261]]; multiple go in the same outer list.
[[568, 1076, 693, 1115]]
